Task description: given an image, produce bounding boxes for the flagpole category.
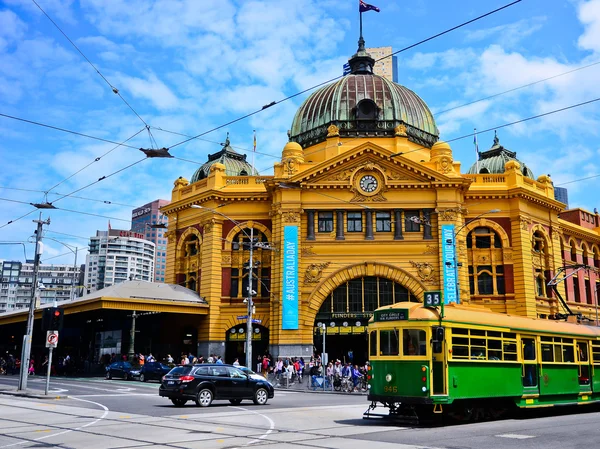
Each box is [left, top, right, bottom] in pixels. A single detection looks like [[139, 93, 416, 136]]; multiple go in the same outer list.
[[474, 128, 479, 174], [359, 11, 363, 41], [251, 130, 256, 176]]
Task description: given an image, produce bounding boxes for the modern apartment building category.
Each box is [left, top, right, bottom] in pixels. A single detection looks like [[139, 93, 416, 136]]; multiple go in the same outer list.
[[0, 260, 81, 313], [131, 199, 170, 282], [84, 230, 156, 293], [366, 46, 398, 82]]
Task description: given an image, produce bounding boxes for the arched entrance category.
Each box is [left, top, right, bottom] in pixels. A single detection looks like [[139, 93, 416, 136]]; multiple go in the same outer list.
[[225, 324, 269, 366], [314, 276, 418, 365]]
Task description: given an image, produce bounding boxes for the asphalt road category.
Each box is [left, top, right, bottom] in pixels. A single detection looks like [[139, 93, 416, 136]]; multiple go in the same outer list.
[[0, 375, 599, 449]]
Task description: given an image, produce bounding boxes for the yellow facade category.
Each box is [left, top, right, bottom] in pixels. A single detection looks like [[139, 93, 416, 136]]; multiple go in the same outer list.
[[162, 46, 600, 361]]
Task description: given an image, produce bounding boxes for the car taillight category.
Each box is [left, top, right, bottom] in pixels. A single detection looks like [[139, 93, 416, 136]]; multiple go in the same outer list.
[[162, 375, 166, 382], [179, 375, 194, 382]]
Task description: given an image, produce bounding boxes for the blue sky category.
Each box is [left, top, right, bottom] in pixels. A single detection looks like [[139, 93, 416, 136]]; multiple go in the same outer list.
[[1, 0, 599, 265]]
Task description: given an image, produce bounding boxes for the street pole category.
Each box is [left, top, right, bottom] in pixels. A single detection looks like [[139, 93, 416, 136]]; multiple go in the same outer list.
[[246, 227, 254, 369], [322, 324, 326, 391], [45, 347, 53, 395], [128, 311, 137, 363], [18, 213, 50, 391], [71, 247, 78, 301]]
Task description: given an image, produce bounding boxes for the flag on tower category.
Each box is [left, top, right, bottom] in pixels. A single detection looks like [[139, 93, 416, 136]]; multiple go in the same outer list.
[[359, 1, 380, 13], [253, 130, 256, 152]]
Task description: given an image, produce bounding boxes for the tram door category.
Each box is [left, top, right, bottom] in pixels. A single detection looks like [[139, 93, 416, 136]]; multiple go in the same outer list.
[[576, 341, 592, 393], [431, 326, 447, 395], [521, 337, 538, 391]]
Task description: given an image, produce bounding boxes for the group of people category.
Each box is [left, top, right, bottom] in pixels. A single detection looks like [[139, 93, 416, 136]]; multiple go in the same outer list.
[[1, 353, 74, 376]]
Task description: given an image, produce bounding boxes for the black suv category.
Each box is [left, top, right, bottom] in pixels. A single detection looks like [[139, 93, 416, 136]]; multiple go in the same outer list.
[[159, 364, 274, 407], [137, 362, 171, 382]]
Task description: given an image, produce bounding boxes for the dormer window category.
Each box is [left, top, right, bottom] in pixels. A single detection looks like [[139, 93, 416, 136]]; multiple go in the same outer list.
[[355, 99, 378, 120]]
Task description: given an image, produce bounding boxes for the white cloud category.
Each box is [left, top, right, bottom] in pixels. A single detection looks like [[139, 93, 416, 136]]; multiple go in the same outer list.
[[464, 17, 546, 47], [114, 72, 181, 110], [578, 0, 600, 53]]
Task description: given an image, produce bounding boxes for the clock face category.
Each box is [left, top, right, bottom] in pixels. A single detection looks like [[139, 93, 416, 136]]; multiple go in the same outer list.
[[359, 175, 378, 193]]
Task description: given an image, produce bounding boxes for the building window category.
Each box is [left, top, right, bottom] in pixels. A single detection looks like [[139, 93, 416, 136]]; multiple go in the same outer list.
[[347, 212, 362, 232], [229, 229, 271, 300], [404, 211, 421, 232], [375, 212, 391, 232], [318, 212, 333, 233], [467, 226, 506, 297]]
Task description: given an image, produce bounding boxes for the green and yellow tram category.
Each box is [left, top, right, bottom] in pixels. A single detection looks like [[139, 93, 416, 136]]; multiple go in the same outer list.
[[365, 302, 600, 422]]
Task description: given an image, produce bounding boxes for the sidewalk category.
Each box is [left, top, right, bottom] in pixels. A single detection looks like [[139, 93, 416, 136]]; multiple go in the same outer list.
[[272, 376, 368, 395], [0, 385, 67, 399]]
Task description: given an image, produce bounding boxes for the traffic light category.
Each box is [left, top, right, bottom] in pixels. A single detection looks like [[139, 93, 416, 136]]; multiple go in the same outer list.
[[42, 307, 64, 332]]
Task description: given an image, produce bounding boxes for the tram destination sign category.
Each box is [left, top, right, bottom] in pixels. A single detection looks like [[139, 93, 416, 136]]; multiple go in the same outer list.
[[374, 309, 408, 322]]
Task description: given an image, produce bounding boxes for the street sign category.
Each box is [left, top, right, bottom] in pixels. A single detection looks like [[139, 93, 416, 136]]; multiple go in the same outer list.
[[237, 315, 248, 320], [252, 319, 262, 324], [45, 331, 59, 348], [424, 291, 442, 307]]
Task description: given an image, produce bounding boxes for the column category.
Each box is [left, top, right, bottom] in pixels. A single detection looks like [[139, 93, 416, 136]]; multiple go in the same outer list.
[[365, 210, 374, 240], [394, 209, 404, 240], [336, 210, 345, 240], [306, 210, 315, 240]]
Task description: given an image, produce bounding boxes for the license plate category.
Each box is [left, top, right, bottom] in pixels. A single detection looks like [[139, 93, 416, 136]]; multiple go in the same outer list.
[[168, 381, 174, 385]]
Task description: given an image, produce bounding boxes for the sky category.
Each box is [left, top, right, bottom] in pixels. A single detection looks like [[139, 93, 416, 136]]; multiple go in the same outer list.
[[0, 0, 599, 266]]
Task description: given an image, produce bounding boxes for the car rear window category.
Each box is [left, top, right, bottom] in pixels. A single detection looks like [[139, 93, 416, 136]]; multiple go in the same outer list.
[[168, 366, 193, 376]]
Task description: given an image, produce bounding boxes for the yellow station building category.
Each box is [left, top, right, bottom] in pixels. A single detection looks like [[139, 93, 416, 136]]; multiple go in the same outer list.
[[162, 40, 600, 364]]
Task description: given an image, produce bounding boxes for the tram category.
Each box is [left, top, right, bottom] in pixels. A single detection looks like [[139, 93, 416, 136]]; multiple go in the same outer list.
[[364, 301, 600, 422]]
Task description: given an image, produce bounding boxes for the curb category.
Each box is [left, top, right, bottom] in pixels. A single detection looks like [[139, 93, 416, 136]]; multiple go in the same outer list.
[[0, 389, 67, 400]]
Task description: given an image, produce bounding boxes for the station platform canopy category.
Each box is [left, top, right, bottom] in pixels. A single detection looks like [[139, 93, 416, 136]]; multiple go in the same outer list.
[[0, 281, 209, 325]]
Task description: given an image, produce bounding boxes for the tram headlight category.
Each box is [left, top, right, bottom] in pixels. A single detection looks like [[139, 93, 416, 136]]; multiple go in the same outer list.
[[422, 386, 427, 392], [385, 374, 392, 382]]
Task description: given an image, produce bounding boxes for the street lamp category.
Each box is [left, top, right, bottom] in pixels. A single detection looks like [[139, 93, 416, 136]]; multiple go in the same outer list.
[[190, 204, 272, 368], [444, 209, 501, 304]]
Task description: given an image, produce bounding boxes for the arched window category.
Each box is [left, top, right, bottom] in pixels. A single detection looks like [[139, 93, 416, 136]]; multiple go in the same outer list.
[[467, 227, 505, 297], [318, 276, 416, 315], [179, 232, 201, 293], [229, 229, 271, 300], [531, 230, 550, 298]]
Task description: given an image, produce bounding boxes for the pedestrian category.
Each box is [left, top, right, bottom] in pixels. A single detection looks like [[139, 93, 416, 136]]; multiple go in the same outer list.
[[139, 353, 145, 367], [233, 358, 240, 367], [147, 353, 155, 362], [167, 354, 174, 364], [28, 358, 35, 376], [216, 356, 223, 364]]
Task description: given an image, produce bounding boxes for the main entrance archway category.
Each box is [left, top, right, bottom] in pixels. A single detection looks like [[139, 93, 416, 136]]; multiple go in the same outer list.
[[225, 324, 269, 366], [309, 263, 425, 365]]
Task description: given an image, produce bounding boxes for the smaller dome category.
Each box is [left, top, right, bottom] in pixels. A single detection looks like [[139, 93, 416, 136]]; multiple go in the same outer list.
[[191, 135, 257, 183], [467, 132, 534, 178]]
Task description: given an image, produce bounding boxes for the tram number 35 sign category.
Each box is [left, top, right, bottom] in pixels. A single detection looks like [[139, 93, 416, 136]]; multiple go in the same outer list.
[[424, 291, 442, 307], [46, 331, 59, 348]]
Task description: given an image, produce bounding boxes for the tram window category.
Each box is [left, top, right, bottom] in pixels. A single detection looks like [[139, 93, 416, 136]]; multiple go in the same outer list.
[[563, 345, 574, 363], [592, 343, 600, 363], [541, 344, 553, 362], [403, 329, 427, 356], [380, 330, 399, 356], [369, 331, 377, 357], [523, 339, 536, 361], [578, 343, 589, 362], [450, 328, 518, 361], [503, 343, 517, 361], [453, 328, 468, 335]]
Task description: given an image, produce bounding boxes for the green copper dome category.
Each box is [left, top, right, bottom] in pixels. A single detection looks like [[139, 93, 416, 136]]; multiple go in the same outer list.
[[289, 44, 439, 149], [468, 133, 534, 178], [191, 136, 257, 183]]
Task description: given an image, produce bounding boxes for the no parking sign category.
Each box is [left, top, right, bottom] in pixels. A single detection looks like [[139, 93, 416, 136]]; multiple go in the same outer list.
[[46, 331, 59, 348]]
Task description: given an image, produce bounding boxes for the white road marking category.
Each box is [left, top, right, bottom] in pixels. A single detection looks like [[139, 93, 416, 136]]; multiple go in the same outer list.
[[230, 405, 275, 447], [0, 397, 109, 448], [496, 433, 536, 439]]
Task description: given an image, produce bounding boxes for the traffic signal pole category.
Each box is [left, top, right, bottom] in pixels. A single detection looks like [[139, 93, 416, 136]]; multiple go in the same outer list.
[[18, 214, 50, 391]]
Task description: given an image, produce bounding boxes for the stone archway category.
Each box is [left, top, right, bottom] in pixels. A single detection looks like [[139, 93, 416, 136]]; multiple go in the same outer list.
[[306, 262, 427, 321]]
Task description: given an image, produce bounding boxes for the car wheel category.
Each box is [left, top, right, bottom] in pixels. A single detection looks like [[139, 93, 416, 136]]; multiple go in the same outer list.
[[171, 398, 187, 407], [253, 388, 268, 405], [140, 374, 145, 382], [106, 371, 112, 380], [196, 388, 213, 407], [229, 399, 242, 405]]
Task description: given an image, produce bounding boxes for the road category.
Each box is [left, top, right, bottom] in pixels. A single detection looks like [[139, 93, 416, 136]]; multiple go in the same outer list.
[[0, 375, 599, 448]]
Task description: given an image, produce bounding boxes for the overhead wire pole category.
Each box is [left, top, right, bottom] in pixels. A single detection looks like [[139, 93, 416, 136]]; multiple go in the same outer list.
[[18, 212, 50, 391], [246, 227, 255, 369]]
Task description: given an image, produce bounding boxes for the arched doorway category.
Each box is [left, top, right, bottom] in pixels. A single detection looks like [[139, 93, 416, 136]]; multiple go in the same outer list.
[[314, 276, 418, 365], [225, 324, 269, 367]]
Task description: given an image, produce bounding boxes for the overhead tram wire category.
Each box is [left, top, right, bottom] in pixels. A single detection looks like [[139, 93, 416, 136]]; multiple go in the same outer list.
[[0, 187, 138, 208], [166, 1, 522, 151], [0, 113, 140, 149], [0, 209, 38, 230], [44, 127, 147, 194], [31, 0, 152, 134]]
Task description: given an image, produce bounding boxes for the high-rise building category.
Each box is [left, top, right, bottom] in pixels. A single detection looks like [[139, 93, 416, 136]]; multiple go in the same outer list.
[[131, 199, 170, 282], [0, 260, 81, 313], [84, 230, 155, 293], [366, 46, 397, 82], [554, 187, 569, 208]]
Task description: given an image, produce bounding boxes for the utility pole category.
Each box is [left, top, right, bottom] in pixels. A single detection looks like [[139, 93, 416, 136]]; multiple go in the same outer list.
[[245, 227, 254, 369], [128, 311, 137, 363], [71, 247, 78, 301], [18, 213, 50, 391]]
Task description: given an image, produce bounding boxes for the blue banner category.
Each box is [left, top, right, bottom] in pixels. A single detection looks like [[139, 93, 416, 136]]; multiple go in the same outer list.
[[282, 225, 299, 329], [441, 224, 459, 304]]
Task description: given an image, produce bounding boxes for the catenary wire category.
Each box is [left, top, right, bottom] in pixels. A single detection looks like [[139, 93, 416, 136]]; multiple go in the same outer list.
[[166, 1, 522, 151], [0, 198, 131, 223], [0, 209, 38, 230], [0, 113, 140, 149], [45, 127, 147, 194], [0, 187, 138, 208], [45, 230, 93, 241], [31, 0, 151, 130]]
